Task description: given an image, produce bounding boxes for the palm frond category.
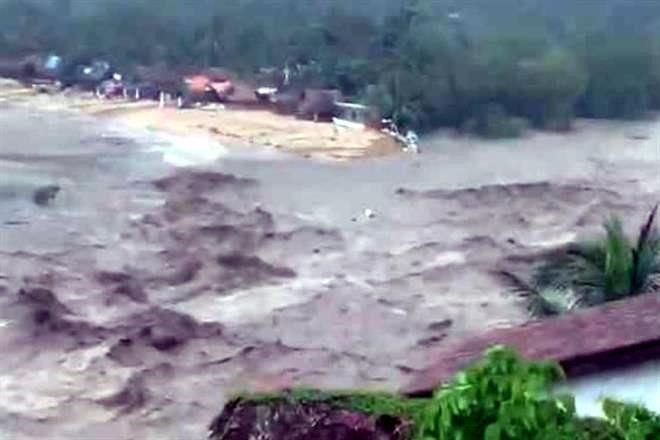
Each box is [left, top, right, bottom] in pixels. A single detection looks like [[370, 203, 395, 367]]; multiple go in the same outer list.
[[632, 204, 660, 293], [533, 257, 576, 289], [496, 270, 584, 317], [496, 270, 536, 297], [534, 246, 607, 306], [568, 240, 607, 270], [602, 216, 634, 300], [532, 287, 584, 316], [635, 204, 658, 252]]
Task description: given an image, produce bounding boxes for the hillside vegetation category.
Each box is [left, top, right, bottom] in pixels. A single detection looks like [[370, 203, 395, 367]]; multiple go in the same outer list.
[[3, 0, 660, 133]]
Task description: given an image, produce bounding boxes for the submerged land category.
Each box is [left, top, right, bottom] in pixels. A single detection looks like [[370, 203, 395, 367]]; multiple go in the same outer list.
[[0, 76, 659, 438], [4, 0, 660, 437]]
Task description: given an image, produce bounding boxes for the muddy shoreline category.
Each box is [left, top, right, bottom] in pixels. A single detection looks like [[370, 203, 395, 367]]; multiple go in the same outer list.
[[0, 80, 401, 162], [0, 100, 658, 438]]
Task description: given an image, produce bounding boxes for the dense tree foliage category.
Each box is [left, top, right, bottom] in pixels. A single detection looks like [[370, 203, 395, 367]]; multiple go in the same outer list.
[[3, 0, 660, 133]]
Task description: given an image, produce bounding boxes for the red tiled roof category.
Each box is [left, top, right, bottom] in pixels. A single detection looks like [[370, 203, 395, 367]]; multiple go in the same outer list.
[[403, 293, 660, 396]]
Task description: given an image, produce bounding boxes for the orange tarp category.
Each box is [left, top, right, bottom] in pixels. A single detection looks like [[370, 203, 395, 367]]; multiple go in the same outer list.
[[188, 75, 210, 92]]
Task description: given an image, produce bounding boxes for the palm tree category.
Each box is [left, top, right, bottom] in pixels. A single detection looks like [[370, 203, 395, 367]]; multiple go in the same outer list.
[[502, 205, 660, 316]]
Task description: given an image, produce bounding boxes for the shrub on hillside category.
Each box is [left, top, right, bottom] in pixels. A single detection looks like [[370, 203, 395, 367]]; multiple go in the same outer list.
[[512, 48, 587, 131], [463, 103, 529, 139], [578, 37, 660, 119]]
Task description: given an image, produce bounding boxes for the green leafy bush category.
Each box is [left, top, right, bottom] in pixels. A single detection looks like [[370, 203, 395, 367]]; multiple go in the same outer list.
[[414, 347, 660, 439], [579, 37, 660, 119], [576, 417, 624, 440], [417, 346, 581, 440], [463, 104, 529, 139], [602, 399, 660, 439], [512, 48, 587, 130]]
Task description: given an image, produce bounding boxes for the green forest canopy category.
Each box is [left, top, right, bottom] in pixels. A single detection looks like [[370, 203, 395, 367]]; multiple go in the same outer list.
[[3, 0, 660, 132]]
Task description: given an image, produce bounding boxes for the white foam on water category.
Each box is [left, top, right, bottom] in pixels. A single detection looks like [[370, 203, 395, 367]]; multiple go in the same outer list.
[[157, 133, 229, 167], [527, 232, 577, 248], [430, 251, 467, 267], [95, 113, 309, 169], [171, 278, 330, 326], [100, 121, 229, 167]]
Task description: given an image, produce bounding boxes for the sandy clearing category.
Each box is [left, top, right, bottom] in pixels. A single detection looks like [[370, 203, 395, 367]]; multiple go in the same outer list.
[[112, 106, 402, 161], [0, 81, 402, 162]]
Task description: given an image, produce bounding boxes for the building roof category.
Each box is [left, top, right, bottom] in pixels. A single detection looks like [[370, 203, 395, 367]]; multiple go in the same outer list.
[[403, 292, 660, 396]]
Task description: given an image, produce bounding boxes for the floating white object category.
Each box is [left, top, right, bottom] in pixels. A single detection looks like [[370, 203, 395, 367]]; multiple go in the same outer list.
[[257, 87, 278, 95], [363, 208, 375, 219], [404, 130, 420, 154]]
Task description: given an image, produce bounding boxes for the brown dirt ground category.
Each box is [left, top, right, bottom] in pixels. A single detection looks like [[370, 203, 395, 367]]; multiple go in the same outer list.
[[0, 82, 401, 161]]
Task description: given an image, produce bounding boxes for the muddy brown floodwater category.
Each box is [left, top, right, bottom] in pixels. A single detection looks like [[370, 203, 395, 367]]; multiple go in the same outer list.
[[0, 104, 659, 439]]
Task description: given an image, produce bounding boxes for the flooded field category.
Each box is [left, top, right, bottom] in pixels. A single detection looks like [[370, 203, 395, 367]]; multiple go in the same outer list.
[[0, 103, 658, 439]]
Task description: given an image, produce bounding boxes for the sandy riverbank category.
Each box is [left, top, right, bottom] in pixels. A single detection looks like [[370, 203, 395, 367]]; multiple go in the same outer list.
[[0, 80, 401, 161]]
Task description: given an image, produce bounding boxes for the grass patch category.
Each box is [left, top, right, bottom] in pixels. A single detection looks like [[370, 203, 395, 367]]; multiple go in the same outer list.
[[230, 387, 429, 422]]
